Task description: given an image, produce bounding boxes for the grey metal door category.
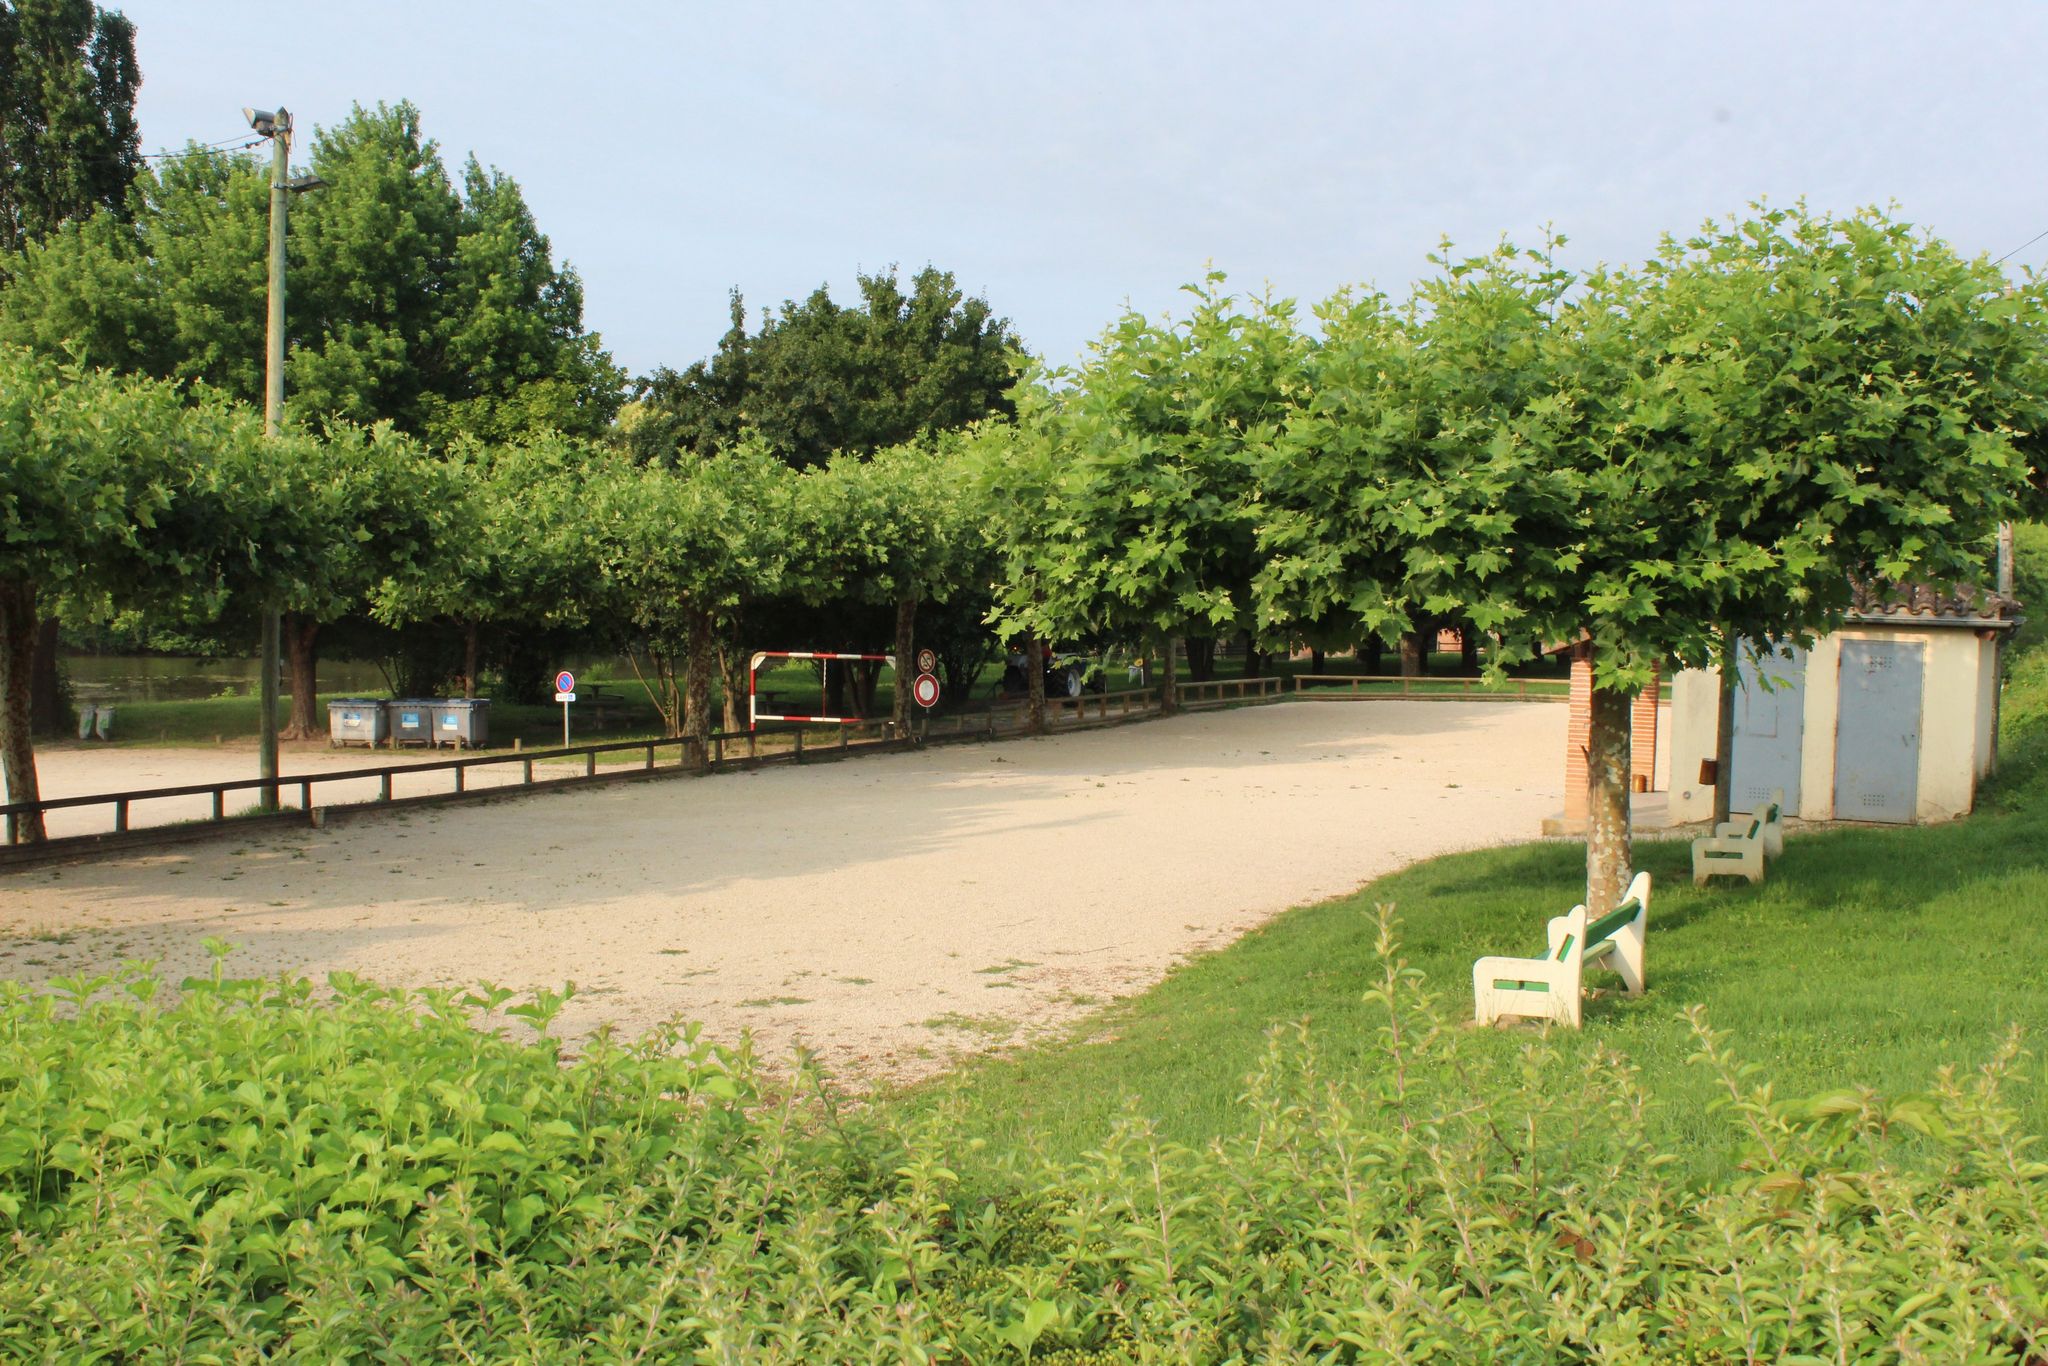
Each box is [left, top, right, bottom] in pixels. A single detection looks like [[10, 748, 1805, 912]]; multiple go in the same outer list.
[[1833, 639, 1923, 824], [1731, 642, 1805, 814]]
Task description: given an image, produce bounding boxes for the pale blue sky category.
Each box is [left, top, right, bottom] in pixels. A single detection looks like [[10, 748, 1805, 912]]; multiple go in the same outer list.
[[116, 2, 2048, 379]]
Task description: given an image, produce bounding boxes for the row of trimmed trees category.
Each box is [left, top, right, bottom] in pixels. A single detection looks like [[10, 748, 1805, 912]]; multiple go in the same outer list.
[[981, 207, 2048, 912], [0, 351, 992, 842], [8, 205, 2044, 910]]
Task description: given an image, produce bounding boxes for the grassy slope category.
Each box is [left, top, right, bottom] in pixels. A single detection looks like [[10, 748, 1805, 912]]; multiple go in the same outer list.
[[902, 647, 2048, 1180]]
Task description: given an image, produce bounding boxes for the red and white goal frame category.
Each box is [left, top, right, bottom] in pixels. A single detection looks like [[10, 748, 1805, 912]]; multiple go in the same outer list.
[[748, 651, 897, 731]]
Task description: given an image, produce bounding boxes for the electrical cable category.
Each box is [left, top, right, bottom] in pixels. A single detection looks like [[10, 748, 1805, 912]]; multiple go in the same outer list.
[[140, 135, 264, 160], [1991, 226, 2048, 268]]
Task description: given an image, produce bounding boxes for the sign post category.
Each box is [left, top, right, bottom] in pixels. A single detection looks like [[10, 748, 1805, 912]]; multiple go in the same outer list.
[[911, 671, 941, 738], [554, 670, 576, 748]]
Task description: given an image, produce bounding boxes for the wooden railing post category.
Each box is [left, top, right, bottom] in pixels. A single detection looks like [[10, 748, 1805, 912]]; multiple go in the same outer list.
[[114, 799, 129, 833], [213, 789, 226, 820]]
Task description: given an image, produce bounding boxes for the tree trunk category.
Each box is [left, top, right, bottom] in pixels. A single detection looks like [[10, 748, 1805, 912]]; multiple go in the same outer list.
[[1713, 632, 1739, 827], [1025, 637, 1047, 734], [462, 620, 480, 699], [1160, 635, 1180, 715], [1400, 627, 1428, 677], [1358, 638, 1383, 674], [1585, 678, 1636, 916], [28, 616, 64, 738], [1459, 625, 1480, 674], [0, 581, 47, 842], [1240, 630, 1262, 680], [1186, 636, 1216, 682], [684, 608, 714, 769], [280, 614, 322, 741], [719, 642, 751, 734], [1311, 648, 1326, 675], [892, 595, 917, 734]]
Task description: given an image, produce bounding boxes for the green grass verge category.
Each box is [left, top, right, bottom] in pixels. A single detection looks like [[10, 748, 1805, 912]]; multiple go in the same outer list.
[[897, 646, 2048, 1182]]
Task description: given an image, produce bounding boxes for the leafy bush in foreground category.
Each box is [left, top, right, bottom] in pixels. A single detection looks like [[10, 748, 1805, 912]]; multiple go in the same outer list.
[[2, 923, 2044, 1362]]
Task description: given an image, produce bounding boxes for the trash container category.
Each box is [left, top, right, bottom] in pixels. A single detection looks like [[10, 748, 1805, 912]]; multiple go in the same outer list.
[[327, 698, 388, 747], [389, 699, 435, 747], [430, 697, 491, 750]]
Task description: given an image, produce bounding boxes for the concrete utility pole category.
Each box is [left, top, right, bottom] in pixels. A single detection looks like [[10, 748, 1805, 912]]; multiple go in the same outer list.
[[248, 105, 292, 811]]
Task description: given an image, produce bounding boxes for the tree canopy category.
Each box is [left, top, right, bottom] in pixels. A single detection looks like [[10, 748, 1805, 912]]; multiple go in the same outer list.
[[0, 0, 139, 257], [0, 102, 624, 446], [621, 266, 1022, 468]]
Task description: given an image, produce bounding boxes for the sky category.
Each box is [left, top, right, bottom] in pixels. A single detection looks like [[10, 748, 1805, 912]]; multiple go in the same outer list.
[[115, 2, 2048, 380]]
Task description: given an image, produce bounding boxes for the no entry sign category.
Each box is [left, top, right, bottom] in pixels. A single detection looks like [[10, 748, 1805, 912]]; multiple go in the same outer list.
[[911, 672, 941, 709]]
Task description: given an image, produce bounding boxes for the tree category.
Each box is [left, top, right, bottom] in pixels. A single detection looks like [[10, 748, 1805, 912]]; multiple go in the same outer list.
[[623, 266, 1022, 469], [1258, 209, 2048, 913], [986, 274, 1306, 715], [1, 0, 142, 735], [792, 439, 986, 731], [0, 0, 139, 257], [0, 349, 271, 839], [263, 425, 451, 738], [0, 102, 625, 445], [372, 436, 595, 704], [579, 447, 788, 762]]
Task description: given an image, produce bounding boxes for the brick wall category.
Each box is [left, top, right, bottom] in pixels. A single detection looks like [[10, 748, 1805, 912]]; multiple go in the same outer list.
[[1566, 652, 1661, 824]]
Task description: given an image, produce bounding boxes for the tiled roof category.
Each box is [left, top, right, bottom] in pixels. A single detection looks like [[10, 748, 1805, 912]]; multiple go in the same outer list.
[[1845, 580, 2019, 627]]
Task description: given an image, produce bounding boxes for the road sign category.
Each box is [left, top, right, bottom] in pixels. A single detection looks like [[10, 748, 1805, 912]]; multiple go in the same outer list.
[[911, 672, 941, 709], [915, 647, 937, 674], [555, 669, 575, 694]]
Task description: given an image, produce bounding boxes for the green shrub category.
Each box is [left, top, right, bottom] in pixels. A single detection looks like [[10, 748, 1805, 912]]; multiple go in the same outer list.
[[4, 926, 2045, 1360]]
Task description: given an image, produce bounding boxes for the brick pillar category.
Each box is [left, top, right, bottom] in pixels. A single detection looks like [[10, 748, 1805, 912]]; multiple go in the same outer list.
[[1564, 644, 1592, 825], [1630, 665, 1661, 792]]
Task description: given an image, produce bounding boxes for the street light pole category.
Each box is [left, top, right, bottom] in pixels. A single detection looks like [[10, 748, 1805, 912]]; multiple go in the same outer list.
[[252, 106, 291, 811]]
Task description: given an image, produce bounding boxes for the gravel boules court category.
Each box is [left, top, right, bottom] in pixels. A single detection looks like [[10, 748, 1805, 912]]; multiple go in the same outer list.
[[0, 701, 1563, 1082]]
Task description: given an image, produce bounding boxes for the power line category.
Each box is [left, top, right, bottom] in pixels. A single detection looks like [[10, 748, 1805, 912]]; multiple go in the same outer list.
[[140, 135, 264, 160], [1991, 226, 2048, 268]]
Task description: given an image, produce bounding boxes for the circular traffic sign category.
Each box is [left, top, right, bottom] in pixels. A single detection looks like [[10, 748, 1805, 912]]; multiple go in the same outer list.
[[911, 672, 942, 709], [555, 669, 576, 694], [915, 647, 937, 675]]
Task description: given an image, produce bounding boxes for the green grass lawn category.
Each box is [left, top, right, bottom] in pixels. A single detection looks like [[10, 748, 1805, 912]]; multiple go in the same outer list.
[[898, 648, 2048, 1182]]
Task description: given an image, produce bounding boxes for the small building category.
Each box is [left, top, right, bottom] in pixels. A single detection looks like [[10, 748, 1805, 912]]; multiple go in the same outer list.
[[1668, 585, 2018, 826]]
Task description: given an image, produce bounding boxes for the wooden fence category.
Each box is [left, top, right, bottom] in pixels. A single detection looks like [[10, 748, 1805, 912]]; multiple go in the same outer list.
[[4, 669, 1543, 865]]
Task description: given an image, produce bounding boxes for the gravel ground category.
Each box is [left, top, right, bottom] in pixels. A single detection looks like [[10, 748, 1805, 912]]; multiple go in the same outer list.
[[0, 701, 1564, 1083]]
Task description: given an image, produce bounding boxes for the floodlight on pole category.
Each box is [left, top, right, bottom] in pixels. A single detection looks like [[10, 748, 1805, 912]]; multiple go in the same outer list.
[[248, 102, 298, 810]]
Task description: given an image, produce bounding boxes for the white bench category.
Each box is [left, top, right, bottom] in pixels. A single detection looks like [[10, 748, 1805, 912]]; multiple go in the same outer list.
[[1691, 789, 1784, 886], [1472, 871, 1652, 1029]]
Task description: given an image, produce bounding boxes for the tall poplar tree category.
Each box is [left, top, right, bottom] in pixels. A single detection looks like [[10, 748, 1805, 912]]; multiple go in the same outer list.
[[0, 0, 139, 257]]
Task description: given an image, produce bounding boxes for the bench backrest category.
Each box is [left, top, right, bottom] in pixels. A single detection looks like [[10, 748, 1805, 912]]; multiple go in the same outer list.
[[1548, 896, 1642, 964], [1584, 897, 1642, 949]]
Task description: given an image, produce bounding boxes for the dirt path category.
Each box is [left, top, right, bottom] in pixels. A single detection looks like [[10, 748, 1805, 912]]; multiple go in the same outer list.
[[0, 702, 1563, 1083]]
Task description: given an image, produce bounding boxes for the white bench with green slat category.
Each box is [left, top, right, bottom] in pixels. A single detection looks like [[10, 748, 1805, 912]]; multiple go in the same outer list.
[[1690, 788, 1783, 886], [1472, 871, 1652, 1029]]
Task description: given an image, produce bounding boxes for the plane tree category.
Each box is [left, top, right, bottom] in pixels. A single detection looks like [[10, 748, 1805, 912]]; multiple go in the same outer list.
[[1258, 208, 2047, 913], [0, 351, 276, 839], [577, 447, 787, 762], [986, 275, 1307, 719]]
